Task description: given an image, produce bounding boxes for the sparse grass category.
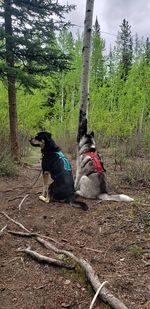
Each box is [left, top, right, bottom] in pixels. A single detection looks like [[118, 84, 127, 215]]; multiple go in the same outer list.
[[55, 132, 77, 158], [22, 147, 40, 166], [144, 217, 150, 234], [123, 159, 150, 186], [0, 155, 18, 176], [128, 244, 143, 254]]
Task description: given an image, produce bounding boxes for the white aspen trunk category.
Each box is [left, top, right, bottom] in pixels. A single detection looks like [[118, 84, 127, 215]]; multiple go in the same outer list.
[[60, 72, 64, 123], [77, 0, 95, 141]]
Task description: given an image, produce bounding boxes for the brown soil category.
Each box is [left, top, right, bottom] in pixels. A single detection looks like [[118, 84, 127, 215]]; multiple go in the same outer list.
[[0, 151, 150, 309]]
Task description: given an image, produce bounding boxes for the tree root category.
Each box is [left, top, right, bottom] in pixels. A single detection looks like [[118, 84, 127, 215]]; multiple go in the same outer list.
[[5, 221, 129, 309], [17, 246, 74, 270], [36, 237, 129, 309]]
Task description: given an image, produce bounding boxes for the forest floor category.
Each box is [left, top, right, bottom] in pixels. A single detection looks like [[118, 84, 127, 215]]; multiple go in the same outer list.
[[0, 149, 150, 309]]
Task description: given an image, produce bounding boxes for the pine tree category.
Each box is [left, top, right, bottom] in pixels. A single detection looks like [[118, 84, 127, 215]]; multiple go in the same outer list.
[[145, 37, 150, 65], [116, 19, 133, 79], [108, 45, 113, 74], [90, 17, 105, 87], [0, 0, 74, 160]]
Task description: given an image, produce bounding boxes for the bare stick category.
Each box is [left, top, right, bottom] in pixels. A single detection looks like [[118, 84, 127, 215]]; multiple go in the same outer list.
[[8, 195, 28, 202], [89, 281, 108, 309], [8, 230, 62, 245], [36, 237, 129, 309], [18, 194, 29, 210], [85, 247, 102, 254], [0, 212, 30, 232], [37, 237, 79, 263], [0, 225, 7, 236], [17, 247, 74, 270]]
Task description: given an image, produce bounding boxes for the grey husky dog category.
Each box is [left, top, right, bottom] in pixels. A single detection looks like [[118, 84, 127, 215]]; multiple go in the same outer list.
[[75, 119, 134, 202]]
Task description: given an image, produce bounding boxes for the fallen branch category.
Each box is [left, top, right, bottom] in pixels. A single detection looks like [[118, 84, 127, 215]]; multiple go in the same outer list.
[[7, 230, 129, 309], [79, 259, 128, 309], [17, 247, 74, 270], [89, 281, 108, 309], [18, 194, 29, 210], [36, 237, 129, 309], [0, 212, 30, 232], [9, 191, 42, 202], [37, 237, 79, 262], [0, 225, 7, 236], [85, 247, 102, 254], [8, 230, 62, 245], [8, 195, 27, 202]]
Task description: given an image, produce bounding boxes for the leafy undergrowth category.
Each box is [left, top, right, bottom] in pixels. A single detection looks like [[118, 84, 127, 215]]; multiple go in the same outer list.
[[0, 152, 150, 309]]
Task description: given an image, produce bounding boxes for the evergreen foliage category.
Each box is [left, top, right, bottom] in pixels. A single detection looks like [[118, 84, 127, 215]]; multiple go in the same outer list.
[[90, 17, 105, 86], [0, 15, 150, 165], [116, 19, 133, 79], [0, 0, 75, 89]]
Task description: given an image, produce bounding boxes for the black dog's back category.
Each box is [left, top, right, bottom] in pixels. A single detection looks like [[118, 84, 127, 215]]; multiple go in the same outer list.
[[31, 132, 88, 211]]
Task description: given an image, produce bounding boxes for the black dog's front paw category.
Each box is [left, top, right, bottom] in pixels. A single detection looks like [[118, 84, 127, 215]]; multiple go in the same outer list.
[[39, 195, 49, 203]]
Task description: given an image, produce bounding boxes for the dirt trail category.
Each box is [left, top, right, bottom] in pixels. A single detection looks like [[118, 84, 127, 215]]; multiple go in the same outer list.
[[0, 150, 150, 309]]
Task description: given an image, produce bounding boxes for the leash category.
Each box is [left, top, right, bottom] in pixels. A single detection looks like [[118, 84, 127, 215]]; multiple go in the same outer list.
[[30, 168, 42, 189], [8, 168, 42, 203], [18, 168, 42, 210]]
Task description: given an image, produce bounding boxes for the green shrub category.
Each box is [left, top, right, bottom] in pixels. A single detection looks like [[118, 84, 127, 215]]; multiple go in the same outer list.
[[0, 129, 17, 176], [0, 155, 17, 176]]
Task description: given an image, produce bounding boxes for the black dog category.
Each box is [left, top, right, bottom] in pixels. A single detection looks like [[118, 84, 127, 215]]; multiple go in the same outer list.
[[30, 132, 88, 211]]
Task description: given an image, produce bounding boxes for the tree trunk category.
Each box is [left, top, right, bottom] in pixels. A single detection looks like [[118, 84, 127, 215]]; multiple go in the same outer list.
[[4, 0, 19, 161], [77, 0, 95, 141]]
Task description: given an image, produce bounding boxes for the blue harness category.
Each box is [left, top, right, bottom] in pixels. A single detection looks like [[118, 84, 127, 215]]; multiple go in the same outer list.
[[56, 151, 72, 172]]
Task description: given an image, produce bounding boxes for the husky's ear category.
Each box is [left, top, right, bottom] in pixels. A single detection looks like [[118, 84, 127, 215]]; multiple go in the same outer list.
[[90, 131, 94, 137], [45, 132, 51, 141]]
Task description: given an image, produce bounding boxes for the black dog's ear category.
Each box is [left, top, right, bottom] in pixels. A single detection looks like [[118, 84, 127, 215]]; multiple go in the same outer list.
[[45, 132, 51, 141], [90, 131, 94, 137]]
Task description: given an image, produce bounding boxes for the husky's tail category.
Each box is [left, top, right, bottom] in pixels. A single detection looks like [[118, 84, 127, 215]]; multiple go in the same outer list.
[[98, 193, 134, 202], [68, 195, 88, 211]]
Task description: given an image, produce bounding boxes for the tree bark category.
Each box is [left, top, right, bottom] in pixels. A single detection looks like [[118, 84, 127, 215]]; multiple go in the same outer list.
[[77, 0, 95, 141], [4, 0, 19, 161]]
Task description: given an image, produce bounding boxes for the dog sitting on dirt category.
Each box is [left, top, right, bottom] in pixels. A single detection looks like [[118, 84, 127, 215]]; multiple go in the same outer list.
[[29, 131, 88, 211], [75, 120, 134, 202]]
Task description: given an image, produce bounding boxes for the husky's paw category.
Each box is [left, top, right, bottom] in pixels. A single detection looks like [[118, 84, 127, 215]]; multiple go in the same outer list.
[[39, 195, 49, 203], [75, 190, 83, 197]]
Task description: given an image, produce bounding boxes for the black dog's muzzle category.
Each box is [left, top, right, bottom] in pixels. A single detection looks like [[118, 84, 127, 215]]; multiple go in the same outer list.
[[29, 138, 41, 147]]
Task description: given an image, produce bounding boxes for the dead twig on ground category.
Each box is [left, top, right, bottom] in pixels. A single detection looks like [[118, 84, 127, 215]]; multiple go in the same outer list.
[[8, 195, 28, 202], [0, 212, 30, 232], [36, 237, 129, 309], [18, 194, 29, 210], [4, 185, 41, 193], [85, 247, 102, 254], [89, 281, 108, 309], [7, 230, 129, 309], [0, 224, 7, 236], [8, 230, 62, 245], [17, 246, 74, 270]]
